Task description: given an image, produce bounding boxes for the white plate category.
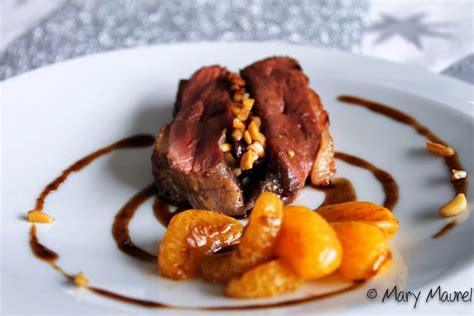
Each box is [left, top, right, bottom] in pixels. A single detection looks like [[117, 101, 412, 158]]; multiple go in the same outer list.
[[1, 42, 473, 315]]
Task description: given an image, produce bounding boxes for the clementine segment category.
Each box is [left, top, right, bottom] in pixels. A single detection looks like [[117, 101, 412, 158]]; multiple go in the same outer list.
[[275, 206, 342, 280], [158, 210, 243, 280]]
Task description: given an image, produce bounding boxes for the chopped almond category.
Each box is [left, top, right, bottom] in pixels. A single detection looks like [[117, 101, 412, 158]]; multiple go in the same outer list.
[[233, 118, 245, 131], [241, 150, 259, 170], [426, 140, 455, 156], [27, 210, 54, 223]]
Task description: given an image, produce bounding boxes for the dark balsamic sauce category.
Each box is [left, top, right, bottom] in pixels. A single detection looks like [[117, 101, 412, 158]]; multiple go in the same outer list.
[[432, 220, 459, 239], [27, 95, 468, 309], [335, 152, 399, 210], [112, 184, 157, 262], [34, 134, 155, 211], [338, 95, 468, 239], [338, 95, 467, 197], [315, 177, 357, 206], [29, 225, 59, 262]]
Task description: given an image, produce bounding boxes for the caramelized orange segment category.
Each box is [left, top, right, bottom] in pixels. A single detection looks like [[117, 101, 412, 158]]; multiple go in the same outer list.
[[200, 192, 283, 283], [225, 259, 303, 298], [331, 222, 390, 281], [158, 210, 243, 280], [275, 206, 342, 280], [316, 201, 399, 239], [232, 192, 283, 271], [199, 252, 234, 283]]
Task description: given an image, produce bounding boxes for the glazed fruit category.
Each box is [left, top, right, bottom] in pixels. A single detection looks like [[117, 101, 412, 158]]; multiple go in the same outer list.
[[316, 201, 399, 239], [158, 210, 243, 280], [225, 259, 303, 298], [331, 222, 390, 281], [200, 192, 283, 282], [274, 206, 342, 280]]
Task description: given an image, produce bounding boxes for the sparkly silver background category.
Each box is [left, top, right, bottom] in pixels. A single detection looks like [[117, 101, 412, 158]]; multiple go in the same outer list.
[[0, 0, 369, 80]]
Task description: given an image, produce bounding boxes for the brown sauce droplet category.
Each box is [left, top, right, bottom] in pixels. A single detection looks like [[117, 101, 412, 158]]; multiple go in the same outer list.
[[314, 178, 357, 206], [432, 220, 458, 239], [34, 134, 155, 211], [112, 184, 158, 262], [29, 225, 59, 262]]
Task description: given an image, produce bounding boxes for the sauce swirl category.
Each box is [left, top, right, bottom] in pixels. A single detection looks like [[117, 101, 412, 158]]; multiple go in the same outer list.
[[315, 178, 356, 206], [34, 134, 155, 211], [112, 184, 157, 262], [27, 95, 469, 309], [338, 95, 467, 197], [338, 95, 468, 239]]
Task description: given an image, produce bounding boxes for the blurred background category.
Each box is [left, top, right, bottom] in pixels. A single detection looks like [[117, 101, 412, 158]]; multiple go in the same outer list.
[[1, 0, 472, 83]]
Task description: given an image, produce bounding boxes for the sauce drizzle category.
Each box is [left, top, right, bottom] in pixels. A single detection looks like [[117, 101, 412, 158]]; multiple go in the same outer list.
[[335, 152, 399, 210], [27, 94, 469, 309], [112, 184, 158, 262], [315, 177, 357, 206], [338, 95, 467, 197], [338, 95, 468, 239], [432, 220, 459, 239], [34, 134, 155, 211]]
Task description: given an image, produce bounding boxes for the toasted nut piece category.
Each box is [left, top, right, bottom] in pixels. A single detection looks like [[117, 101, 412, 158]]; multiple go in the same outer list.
[[248, 120, 259, 135], [242, 93, 250, 101], [439, 193, 467, 217], [230, 84, 241, 91], [232, 118, 245, 131], [243, 130, 253, 145], [225, 260, 303, 298], [248, 121, 266, 145], [451, 169, 467, 181], [232, 129, 243, 141], [233, 168, 242, 177], [240, 150, 259, 170], [158, 210, 243, 280], [426, 140, 455, 156], [231, 76, 245, 87], [27, 210, 54, 223], [287, 150, 295, 158], [237, 99, 254, 121], [249, 115, 262, 128], [255, 133, 266, 147], [233, 91, 245, 102], [228, 72, 239, 80], [316, 202, 400, 240], [242, 98, 255, 108], [220, 143, 232, 153], [248, 142, 265, 158], [331, 222, 390, 281], [275, 206, 342, 280], [73, 272, 89, 287], [230, 103, 241, 115]]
